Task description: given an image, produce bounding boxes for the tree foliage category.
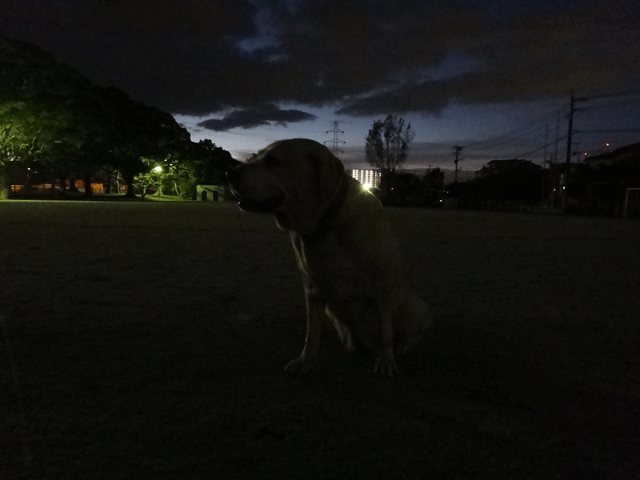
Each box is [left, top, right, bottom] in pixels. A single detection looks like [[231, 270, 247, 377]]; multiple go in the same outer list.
[[1, 36, 231, 200], [475, 159, 543, 203], [365, 114, 415, 172], [190, 139, 238, 185], [96, 86, 192, 197], [451, 159, 543, 208]]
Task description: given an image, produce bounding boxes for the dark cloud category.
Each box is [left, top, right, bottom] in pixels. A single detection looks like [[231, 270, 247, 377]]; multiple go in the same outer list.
[[337, 1, 640, 115], [197, 103, 316, 131], [1, 0, 639, 119]]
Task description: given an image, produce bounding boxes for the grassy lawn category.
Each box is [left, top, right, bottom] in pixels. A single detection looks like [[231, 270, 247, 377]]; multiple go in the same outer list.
[[1, 201, 639, 479]]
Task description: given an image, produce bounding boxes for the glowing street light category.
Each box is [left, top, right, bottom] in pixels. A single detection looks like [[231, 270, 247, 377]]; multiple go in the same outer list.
[[154, 166, 163, 173]]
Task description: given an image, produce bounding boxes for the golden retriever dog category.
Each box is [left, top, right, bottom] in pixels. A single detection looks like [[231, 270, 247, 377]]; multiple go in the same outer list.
[[226, 139, 431, 377]]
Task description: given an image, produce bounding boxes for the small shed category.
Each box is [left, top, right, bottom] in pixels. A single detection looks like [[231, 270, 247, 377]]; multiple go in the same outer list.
[[196, 185, 230, 202]]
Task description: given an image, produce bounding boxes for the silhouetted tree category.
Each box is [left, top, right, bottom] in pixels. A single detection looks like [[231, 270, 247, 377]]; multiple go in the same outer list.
[[365, 115, 415, 202], [365, 115, 415, 170], [473, 159, 543, 207], [96, 87, 190, 197], [420, 168, 445, 206], [191, 139, 238, 185]]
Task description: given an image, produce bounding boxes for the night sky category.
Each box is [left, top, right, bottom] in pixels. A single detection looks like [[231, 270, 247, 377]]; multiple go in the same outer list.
[[2, 0, 639, 175]]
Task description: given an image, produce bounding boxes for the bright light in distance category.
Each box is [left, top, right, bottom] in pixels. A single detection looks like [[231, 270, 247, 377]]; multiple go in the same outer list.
[[154, 166, 163, 173], [361, 182, 374, 191]]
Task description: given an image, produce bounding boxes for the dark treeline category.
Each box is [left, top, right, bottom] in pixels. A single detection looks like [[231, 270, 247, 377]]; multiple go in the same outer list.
[[378, 160, 543, 208], [448, 159, 544, 211], [381, 151, 640, 217], [0, 36, 237, 200]]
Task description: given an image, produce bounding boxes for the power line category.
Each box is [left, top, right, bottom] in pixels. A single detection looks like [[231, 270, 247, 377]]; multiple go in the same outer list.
[[458, 89, 637, 167], [516, 135, 568, 159], [576, 129, 640, 134], [465, 105, 567, 153], [566, 93, 589, 167], [581, 89, 640, 101]]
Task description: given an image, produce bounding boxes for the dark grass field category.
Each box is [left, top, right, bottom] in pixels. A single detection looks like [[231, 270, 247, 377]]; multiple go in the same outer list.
[[1, 201, 639, 479]]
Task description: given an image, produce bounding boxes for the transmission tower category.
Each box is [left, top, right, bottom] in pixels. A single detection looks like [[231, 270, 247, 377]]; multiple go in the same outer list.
[[325, 121, 345, 156], [453, 145, 464, 183]]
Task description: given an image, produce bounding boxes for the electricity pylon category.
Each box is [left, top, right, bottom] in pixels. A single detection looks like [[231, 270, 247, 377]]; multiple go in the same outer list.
[[453, 145, 464, 183], [325, 121, 345, 156]]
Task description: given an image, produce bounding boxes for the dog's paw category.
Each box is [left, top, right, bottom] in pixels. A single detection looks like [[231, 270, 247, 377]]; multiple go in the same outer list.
[[284, 355, 319, 377], [373, 356, 398, 378]]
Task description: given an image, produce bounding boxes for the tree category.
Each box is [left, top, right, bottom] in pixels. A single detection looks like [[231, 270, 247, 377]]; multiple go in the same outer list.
[[0, 36, 103, 198], [365, 114, 415, 171], [1, 37, 193, 199], [474, 159, 543, 206], [133, 158, 163, 198], [0, 103, 43, 198], [97, 87, 191, 198], [191, 139, 238, 185], [420, 168, 445, 206], [365, 115, 415, 201]]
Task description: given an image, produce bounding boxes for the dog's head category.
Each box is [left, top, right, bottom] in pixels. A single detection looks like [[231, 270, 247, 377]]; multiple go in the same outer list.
[[227, 139, 346, 236]]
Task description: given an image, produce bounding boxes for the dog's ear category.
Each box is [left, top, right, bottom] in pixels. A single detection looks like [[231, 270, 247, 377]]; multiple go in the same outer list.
[[273, 139, 347, 237], [308, 150, 345, 205]]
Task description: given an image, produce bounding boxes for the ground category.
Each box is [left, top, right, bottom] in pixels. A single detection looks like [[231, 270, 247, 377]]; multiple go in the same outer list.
[[1, 201, 639, 479]]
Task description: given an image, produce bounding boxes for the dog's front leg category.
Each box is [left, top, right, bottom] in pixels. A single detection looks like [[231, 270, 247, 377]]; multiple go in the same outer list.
[[285, 292, 323, 377], [373, 304, 398, 378]]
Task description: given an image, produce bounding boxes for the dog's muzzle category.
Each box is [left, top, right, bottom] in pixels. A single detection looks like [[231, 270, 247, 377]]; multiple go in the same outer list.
[[226, 167, 285, 213]]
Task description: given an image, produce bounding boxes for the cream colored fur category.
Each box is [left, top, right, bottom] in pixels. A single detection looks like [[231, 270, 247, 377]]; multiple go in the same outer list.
[[227, 139, 431, 377]]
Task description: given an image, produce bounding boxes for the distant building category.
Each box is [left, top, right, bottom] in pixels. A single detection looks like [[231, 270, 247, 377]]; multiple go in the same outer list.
[[580, 142, 640, 216], [349, 169, 381, 190], [583, 142, 640, 168], [196, 185, 230, 202]]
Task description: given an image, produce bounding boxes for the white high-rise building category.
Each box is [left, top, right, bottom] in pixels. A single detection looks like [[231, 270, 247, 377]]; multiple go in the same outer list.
[[349, 170, 381, 190]]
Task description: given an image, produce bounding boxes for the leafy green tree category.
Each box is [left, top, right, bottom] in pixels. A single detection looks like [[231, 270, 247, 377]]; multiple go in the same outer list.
[[135, 154, 198, 199], [0, 103, 42, 197], [1, 37, 193, 198], [96, 87, 191, 198], [163, 159, 196, 198], [0, 36, 105, 197], [133, 158, 163, 198]]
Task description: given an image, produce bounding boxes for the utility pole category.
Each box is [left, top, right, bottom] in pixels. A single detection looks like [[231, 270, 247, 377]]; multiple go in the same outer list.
[[542, 124, 548, 207], [543, 124, 549, 168], [566, 93, 588, 166], [453, 145, 463, 183], [552, 111, 560, 207], [325, 121, 345, 156], [564, 92, 588, 207]]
